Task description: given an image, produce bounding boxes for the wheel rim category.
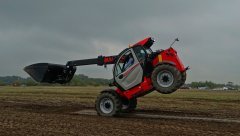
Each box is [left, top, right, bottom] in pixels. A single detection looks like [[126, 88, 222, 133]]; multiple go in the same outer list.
[[100, 98, 114, 114], [157, 70, 174, 87]]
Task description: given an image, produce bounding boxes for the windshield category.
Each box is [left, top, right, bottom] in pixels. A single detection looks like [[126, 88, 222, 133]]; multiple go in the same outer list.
[[133, 46, 147, 62], [114, 50, 135, 76], [145, 48, 153, 55]]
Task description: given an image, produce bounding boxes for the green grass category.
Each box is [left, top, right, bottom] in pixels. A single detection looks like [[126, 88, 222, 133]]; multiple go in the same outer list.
[[0, 86, 239, 103], [0, 86, 104, 104], [1, 86, 239, 100], [0, 86, 239, 118], [147, 89, 240, 101]]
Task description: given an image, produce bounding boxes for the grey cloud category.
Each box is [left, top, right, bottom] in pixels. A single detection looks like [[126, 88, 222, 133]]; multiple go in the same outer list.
[[0, 0, 240, 83]]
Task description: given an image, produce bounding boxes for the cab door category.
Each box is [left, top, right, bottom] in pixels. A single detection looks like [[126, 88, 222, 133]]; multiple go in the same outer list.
[[114, 48, 143, 90]]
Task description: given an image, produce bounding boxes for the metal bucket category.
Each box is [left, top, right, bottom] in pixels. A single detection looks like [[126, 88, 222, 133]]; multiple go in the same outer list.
[[24, 63, 76, 84]]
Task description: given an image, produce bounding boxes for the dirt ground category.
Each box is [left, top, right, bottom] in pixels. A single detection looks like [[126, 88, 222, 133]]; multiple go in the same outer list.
[[0, 86, 239, 136]]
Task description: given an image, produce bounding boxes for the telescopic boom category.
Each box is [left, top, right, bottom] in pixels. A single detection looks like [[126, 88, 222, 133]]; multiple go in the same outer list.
[[24, 55, 118, 84]]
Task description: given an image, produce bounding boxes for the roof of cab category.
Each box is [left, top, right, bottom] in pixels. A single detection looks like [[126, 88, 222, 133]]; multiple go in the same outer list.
[[130, 37, 155, 48]]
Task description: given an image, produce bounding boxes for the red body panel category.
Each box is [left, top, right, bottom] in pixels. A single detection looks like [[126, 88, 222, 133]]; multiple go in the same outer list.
[[116, 77, 153, 100], [131, 37, 154, 48], [152, 47, 185, 72], [103, 56, 117, 64], [132, 37, 150, 46]]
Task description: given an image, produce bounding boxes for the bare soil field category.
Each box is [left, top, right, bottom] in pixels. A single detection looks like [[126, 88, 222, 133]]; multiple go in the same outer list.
[[0, 86, 239, 136]]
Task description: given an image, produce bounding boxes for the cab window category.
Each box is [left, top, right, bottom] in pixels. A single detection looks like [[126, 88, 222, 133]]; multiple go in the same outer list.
[[133, 46, 146, 62], [115, 51, 134, 76]]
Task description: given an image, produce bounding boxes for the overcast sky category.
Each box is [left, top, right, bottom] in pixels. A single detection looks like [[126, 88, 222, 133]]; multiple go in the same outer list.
[[0, 0, 239, 84]]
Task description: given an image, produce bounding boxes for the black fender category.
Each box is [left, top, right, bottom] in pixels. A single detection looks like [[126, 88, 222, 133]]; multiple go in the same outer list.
[[154, 61, 176, 68], [100, 89, 119, 97]]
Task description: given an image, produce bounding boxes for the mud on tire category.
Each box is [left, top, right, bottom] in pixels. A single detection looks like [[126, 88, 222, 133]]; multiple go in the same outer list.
[[95, 89, 122, 116], [151, 64, 181, 94]]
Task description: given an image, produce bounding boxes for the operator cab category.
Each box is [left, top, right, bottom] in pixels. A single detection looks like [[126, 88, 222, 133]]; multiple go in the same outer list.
[[113, 37, 154, 91]]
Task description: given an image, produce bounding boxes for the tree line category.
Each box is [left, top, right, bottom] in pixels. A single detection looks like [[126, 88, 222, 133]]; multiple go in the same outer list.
[[0, 74, 110, 86], [0, 75, 239, 89], [188, 81, 239, 89]]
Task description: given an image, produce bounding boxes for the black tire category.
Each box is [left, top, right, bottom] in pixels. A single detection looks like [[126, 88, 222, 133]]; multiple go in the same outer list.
[[95, 89, 122, 116], [121, 98, 137, 113], [178, 71, 187, 88], [151, 64, 181, 94]]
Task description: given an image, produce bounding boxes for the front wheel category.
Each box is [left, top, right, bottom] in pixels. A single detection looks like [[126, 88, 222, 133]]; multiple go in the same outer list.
[[95, 90, 122, 116], [151, 65, 181, 94]]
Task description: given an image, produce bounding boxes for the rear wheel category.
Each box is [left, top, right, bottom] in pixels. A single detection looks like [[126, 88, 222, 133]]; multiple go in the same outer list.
[[95, 90, 122, 116], [151, 64, 181, 94], [178, 71, 187, 88], [122, 98, 137, 113]]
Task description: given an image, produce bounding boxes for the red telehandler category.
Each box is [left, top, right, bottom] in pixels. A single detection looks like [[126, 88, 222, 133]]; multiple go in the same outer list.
[[24, 37, 188, 116]]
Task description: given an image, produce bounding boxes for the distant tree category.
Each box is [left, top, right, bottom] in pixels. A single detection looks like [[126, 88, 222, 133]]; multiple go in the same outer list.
[[0, 74, 110, 86], [205, 81, 215, 89], [0, 76, 25, 85], [69, 74, 109, 86], [227, 82, 233, 85], [24, 78, 38, 86], [12, 80, 21, 86], [0, 80, 6, 86], [190, 81, 225, 89]]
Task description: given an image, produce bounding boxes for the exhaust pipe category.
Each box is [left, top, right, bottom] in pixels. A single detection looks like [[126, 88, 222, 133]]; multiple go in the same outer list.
[[24, 63, 76, 84]]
